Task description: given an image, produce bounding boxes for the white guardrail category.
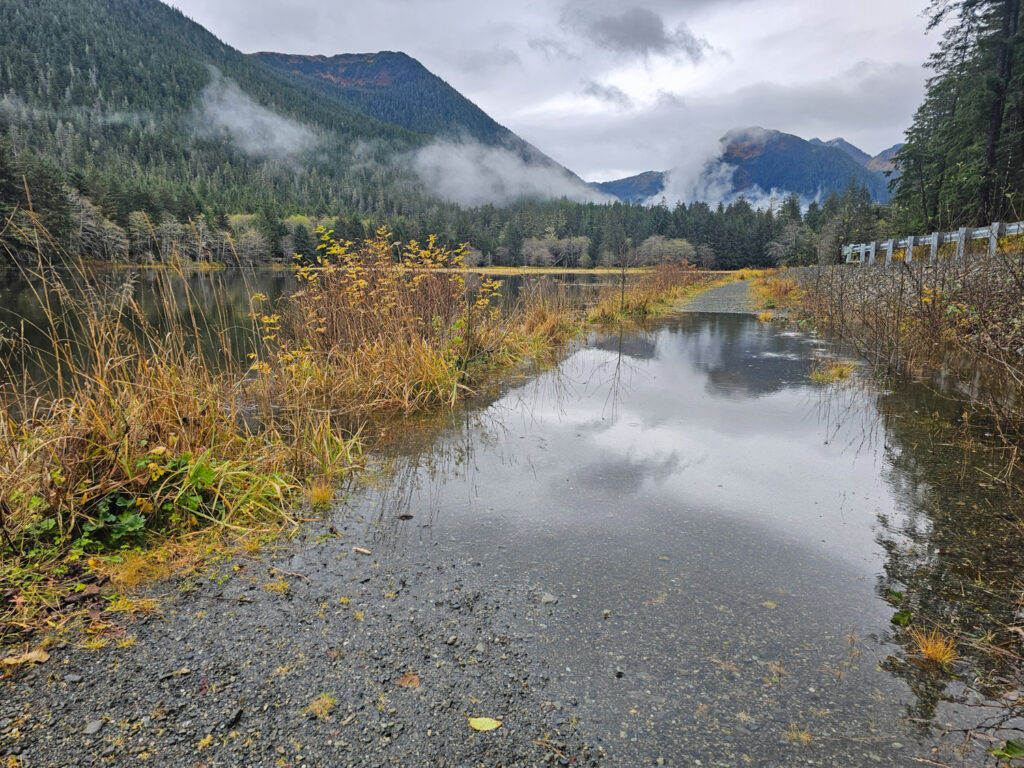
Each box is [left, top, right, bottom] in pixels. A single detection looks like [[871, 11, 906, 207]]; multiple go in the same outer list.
[[843, 220, 1024, 265]]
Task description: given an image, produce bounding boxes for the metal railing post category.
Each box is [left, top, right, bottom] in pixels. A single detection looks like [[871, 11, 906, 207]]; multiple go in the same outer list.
[[930, 232, 941, 263], [955, 227, 968, 260], [989, 222, 1006, 257]]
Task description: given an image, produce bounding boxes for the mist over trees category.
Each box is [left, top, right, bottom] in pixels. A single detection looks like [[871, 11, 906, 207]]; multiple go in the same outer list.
[[0, 0, 1019, 270]]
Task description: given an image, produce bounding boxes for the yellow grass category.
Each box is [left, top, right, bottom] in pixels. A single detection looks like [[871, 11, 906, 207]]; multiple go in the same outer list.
[[784, 722, 813, 746], [809, 359, 855, 384], [908, 626, 958, 665], [307, 693, 337, 721], [1, 218, 717, 640]]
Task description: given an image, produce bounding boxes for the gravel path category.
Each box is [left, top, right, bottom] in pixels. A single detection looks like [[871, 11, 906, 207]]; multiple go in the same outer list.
[[678, 280, 757, 313], [1, 515, 598, 767]]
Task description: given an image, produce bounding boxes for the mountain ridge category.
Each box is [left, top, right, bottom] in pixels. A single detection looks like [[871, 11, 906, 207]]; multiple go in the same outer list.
[[596, 129, 898, 205], [252, 51, 583, 182]]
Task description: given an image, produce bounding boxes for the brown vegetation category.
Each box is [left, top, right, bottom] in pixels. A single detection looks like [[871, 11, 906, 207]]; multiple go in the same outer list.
[[0, 220, 708, 640], [796, 251, 1024, 477]]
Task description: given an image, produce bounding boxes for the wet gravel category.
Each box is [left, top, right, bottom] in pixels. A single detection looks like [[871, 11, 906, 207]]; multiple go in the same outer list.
[[1, 514, 599, 767], [678, 280, 757, 313]]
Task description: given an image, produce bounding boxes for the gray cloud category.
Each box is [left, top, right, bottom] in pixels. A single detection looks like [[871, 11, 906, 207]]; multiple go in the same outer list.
[[168, 0, 935, 183], [582, 81, 634, 109], [561, 6, 709, 61], [528, 37, 577, 61]]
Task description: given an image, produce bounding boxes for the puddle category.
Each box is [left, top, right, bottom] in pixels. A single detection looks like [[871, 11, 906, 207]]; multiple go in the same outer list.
[[343, 311, 1024, 765]]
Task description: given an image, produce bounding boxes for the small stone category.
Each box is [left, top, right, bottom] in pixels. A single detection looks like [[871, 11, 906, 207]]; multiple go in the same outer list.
[[474, 642, 486, 654], [64, 674, 83, 684], [891, 743, 903, 749], [614, 666, 624, 679], [657, 759, 666, 766], [540, 593, 558, 605], [446, 635, 457, 646], [83, 720, 104, 736], [602, 610, 611, 619]]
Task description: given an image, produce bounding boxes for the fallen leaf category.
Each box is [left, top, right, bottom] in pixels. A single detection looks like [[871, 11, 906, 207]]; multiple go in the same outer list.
[[1, 648, 50, 667], [468, 716, 502, 731], [396, 672, 421, 689]]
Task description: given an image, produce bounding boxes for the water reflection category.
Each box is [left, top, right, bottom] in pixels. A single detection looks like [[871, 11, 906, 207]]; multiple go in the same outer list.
[[343, 311, 1023, 764], [872, 385, 1024, 742]]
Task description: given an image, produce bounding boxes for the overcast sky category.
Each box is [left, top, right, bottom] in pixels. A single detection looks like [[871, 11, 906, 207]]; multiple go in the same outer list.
[[167, 0, 938, 182]]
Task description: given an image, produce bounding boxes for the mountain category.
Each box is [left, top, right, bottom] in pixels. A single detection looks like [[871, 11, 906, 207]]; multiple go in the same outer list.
[[867, 143, 904, 174], [0, 0, 425, 227], [593, 171, 667, 204], [724, 128, 891, 202], [811, 137, 904, 176], [0, 0, 593, 249], [252, 51, 576, 178], [809, 137, 872, 167], [597, 128, 895, 205]]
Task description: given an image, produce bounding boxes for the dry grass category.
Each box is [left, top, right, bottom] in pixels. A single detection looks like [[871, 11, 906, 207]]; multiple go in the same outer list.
[[796, 251, 1024, 475], [0, 213, 341, 639], [809, 359, 855, 384], [0, 219, 713, 641], [588, 263, 707, 324], [784, 722, 813, 746], [251, 228, 578, 416], [305, 482, 335, 511], [307, 693, 338, 721], [908, 626, 959, 665], [751, 269, 802, 310]]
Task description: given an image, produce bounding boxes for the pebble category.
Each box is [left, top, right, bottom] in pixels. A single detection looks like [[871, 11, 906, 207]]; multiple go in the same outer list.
[[64, 674, 83, 684], [446, 635, 457, 646], [83, 720, 104, 736], [540, 593, 558, 605]]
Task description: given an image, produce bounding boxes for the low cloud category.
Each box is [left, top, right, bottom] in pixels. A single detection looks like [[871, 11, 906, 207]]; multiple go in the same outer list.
[[194, 68, 317, 160], [582, 81, 634, 109], [409, 140, 613, 207], [562, 6, 709, 62], [648, 128, 817, 209]]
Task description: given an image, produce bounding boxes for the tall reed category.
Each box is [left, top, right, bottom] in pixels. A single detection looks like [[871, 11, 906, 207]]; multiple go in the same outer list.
[[1, 217, 708, 637], [795, 248, 1024, 476]]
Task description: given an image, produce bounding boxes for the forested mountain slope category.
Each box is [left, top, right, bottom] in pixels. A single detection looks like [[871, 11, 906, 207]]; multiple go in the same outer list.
[[253, 51, 578, 179], [0, 0, 424, 229]]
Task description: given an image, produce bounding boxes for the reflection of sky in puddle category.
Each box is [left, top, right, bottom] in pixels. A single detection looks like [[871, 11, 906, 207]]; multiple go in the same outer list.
[[345, 312, 1006, 765]]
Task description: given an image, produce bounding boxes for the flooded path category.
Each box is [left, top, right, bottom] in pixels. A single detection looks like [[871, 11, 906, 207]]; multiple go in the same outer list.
[[6, 283, 1022, 767], [349, 298, 1023, 765]]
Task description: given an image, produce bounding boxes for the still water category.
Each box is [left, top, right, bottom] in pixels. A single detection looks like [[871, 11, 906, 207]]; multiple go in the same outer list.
[[347, 311, 1024, 766], [0, 268, 614, 376]]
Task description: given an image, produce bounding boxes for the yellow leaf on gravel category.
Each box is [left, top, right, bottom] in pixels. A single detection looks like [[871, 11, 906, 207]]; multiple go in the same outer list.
[[1, 649, 49, 667], [468, 716, 502, 731]]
